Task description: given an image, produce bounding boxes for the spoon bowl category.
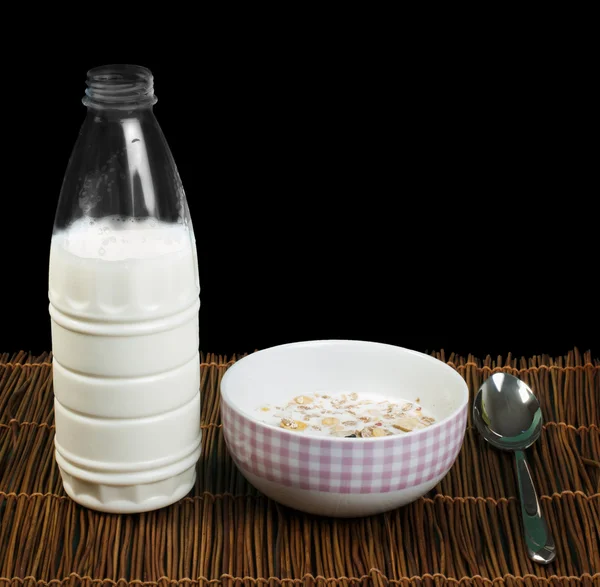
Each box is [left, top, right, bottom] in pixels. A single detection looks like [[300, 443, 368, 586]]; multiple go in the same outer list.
[[473, 372, 543, 451]]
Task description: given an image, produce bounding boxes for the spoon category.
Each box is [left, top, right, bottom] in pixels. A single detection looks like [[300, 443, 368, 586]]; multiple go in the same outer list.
[[473, 372, 556, 565]]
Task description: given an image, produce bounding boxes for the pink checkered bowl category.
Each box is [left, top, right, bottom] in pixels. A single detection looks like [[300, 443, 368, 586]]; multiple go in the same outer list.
[[220, 340, 468, 517]]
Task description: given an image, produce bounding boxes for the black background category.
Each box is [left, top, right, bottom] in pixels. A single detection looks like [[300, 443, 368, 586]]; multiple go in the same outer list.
[[0, 53, 597, 360]]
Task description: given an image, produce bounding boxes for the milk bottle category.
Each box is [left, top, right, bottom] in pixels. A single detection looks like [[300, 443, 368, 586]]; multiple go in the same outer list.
[[48, 64, 201, 513]]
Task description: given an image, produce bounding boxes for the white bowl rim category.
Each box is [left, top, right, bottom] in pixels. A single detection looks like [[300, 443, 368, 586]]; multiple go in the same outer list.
[[220, 339, 469, 443]]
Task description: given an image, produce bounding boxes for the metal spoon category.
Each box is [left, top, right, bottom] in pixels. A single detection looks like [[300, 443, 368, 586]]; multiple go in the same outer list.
[[473, 372, 556, 565]]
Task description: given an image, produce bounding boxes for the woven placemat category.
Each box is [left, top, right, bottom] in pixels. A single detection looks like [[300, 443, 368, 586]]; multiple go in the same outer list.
[[0, 349, 598, 587]]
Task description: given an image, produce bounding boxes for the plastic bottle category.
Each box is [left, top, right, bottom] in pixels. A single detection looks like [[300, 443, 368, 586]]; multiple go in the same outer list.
[[48, 64, 201, 513]]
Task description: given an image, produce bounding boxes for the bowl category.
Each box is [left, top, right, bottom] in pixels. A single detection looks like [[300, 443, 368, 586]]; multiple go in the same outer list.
[[220, 340, 468, 517]]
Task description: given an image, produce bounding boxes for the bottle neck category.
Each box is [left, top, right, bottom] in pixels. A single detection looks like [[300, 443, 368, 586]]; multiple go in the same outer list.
[[82, 64, 157, 111]]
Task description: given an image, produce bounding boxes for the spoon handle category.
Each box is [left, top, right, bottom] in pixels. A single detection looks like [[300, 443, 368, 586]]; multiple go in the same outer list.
[[515, 449, 556, 564]]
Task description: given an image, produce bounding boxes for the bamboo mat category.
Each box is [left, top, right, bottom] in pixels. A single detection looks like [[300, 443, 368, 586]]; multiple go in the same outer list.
[[0, 349, 599, 587]]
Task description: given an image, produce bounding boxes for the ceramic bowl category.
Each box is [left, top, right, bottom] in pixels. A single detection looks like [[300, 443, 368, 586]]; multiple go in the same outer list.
[[220, 340, 468, 517]]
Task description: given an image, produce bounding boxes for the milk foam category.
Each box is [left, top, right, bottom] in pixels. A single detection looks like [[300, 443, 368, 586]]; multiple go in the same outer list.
[[53, 216, 193, 261]]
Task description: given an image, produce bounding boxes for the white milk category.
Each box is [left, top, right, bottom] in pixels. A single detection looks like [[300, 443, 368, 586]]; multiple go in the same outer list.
[[49, 216, 201, 513]]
